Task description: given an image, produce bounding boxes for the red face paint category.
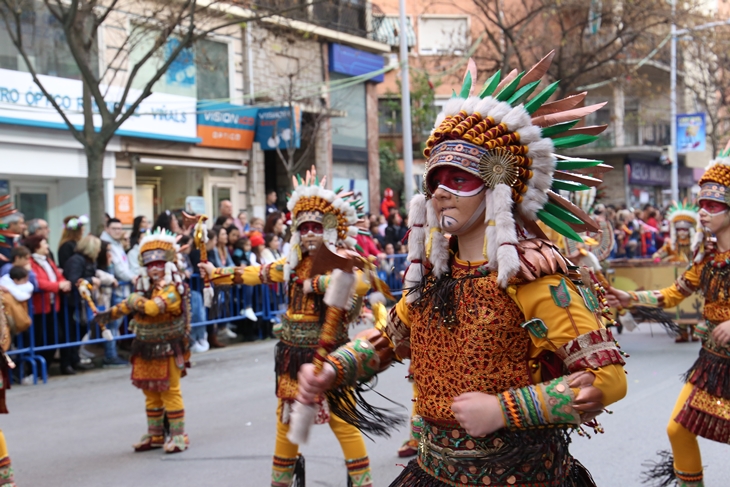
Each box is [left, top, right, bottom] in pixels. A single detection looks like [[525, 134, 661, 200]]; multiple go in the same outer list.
[[426, 166, 485, 196], [699, 199, 729, 216], [299, 221, 324, 235]]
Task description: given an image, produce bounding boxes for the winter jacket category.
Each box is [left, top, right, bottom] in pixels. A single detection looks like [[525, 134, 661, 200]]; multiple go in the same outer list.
[[57, 240, 78, 270], [30, 257, 66, 314], [100, 231, 137, 283], [62, 252, 97, 309]]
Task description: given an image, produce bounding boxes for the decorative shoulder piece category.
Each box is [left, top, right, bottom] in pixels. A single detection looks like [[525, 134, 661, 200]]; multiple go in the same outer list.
[[515, 238, 570, 282], [554, 329, 625, 372], [520, 318, 548, 339]]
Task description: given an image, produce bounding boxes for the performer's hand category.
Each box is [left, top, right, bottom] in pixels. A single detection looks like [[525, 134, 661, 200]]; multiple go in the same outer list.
[[198, 262, 215, 279], [568, 371, 604, 423], [303, 279, 313, 294], [711, 320, 730, 345], [297, 362, 336, 405], [451, 392, 505, 437], [605, 287, 631, 309], [353, 328, 394, 371]]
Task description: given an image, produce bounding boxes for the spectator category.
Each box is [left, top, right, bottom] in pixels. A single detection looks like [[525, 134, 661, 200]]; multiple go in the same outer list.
[[384, 212, 406, 248], [355, 219, 380, 258], [210, 225, 234, 268], [249, 231, 265, 263], [0, 213, 25, 260], [370, 222, 385, 249], [95, 241, 118, 311], [264, 212, 285, 253], [0, 246, 38, 290], [177, 235, 208, 354], [191, 229, 227, 348], [215, 215, 234, 228], [261, 233, 282, 265], [153, 210, 181, 234], [235, 210, 250, 234], [218, 199, 233, 221], [266, 190, 278, 214], [377, 215, 387, 237], [380, 188, 397, 217], [0, 266, 33, 302], [63, 235, 102, 374], [226, 225, 241, 257], [27, 234, 72, 371], [250, 217, 265, 233], [127, 216, 150, 275], [58, 215, 87, 269], [100, 218, 135, 367]]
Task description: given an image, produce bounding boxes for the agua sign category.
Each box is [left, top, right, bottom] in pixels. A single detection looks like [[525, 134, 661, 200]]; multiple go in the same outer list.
[[196, 102, 258, 150], [0, 68, 198, 143]]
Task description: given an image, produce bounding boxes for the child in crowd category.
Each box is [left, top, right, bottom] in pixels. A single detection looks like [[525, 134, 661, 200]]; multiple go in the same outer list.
[[0, 246, 38, 290], [0, 266, 33, 303]]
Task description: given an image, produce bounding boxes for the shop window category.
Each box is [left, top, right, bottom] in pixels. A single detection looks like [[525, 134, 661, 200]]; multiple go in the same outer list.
[[0, 1, 98, 80], [330, 72, 367, 149], [379, 98, 402, 135], [129, 30, 230, 100], [418, 16, 469, 56]]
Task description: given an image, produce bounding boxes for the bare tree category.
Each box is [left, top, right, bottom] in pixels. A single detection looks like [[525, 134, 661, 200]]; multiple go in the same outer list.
[[0, 0, 316, 229]]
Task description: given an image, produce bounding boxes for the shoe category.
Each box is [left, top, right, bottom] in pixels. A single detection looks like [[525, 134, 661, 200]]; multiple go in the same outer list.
[[197, 339, 209, 352], [21, 375, 34, 385], [675, 331, 690, 343], [164, 434, 189, 453], [208, 335, 226, 348], [79, 357, 92, 365], [72, 361, 95, 371], [79, 346, 95, 359], [189, 341, 206, 353], [102, 356, 129, 368], [61, 365, 77, 375], [243, 307, 258, 322], [222, 327, 237, 339], [134, 434, 164, 452], [397, 439, 419, 458]]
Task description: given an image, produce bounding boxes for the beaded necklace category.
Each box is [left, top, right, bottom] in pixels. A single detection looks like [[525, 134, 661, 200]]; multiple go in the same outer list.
[[699, 248, 730, 301]]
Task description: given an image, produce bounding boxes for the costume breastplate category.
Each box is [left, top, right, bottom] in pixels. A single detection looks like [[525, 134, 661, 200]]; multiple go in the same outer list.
[[409, 262, 531, 421]]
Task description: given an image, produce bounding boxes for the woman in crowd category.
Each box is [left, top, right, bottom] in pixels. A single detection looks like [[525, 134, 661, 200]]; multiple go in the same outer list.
[[61, 235, 102, 375], [127, 215, 150, 275], [249, 217, 265, 234], [57, 215, 87, 269], [27, 235, 72, 371], [153, 210, 181, 235], [260, 233, 281, 265], [209, 226, 236, 343], [226, 225, 241, 262]]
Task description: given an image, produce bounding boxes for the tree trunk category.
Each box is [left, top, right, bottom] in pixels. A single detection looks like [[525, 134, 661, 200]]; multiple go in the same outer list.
[[86, 144, 107, 235]]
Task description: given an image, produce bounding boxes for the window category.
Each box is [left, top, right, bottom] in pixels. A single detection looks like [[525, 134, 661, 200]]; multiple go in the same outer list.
[[379, 98, 402, 135], [418, 16, 469, 56], [128, 30, 230, 100], [330, 72, 367, 149], [0, 1, 98, 80]]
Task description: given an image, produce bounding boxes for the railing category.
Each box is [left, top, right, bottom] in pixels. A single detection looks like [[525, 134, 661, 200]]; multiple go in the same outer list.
[[8, 255, 409, 386], [252, 0, 369, 38]]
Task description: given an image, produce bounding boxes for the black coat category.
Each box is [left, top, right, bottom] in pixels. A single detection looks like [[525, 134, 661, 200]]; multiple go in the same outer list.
[[63, 252, 97, 309], [57, 241, 77, 270]]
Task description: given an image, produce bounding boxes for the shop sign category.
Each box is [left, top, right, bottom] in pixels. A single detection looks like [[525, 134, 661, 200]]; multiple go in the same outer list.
[[197, 102, 258, 150], [628, 159, 696, 188], [329, 43, 385, 83], [677, 113, 706, 152], [0, 68, 198, 143], [114, 194, 134, 225], [255, 106, 301, 151]]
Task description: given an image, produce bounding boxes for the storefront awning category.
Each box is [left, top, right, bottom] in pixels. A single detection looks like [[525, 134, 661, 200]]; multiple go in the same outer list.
[[372, 16, 416, 48]]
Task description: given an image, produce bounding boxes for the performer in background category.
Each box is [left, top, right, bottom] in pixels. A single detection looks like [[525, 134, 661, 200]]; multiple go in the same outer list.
[[298, 52, 628, 487]]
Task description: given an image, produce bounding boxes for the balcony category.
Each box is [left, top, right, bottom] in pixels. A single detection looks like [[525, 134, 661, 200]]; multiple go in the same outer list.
[[589, 121, 671, 149], [253, 0, 369, 38]]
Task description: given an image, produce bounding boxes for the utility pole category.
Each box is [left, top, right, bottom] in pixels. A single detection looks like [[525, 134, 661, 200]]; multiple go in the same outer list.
[[398, 0, 414, 202], [670, 0, 678, 202]]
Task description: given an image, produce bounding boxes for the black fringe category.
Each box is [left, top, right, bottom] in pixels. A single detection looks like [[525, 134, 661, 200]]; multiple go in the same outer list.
[[640, 450, 675, 486], [389, 456, 596, 487], [408, 270, 486, 328], [682, 347, 730, 398], [293, 454, 305, 487], [274, 342, 316, 384], [629, 307, 681, 336], [699, 262, 730, 302], [163, 411, 170, 437], [0, 351, 8, 414], [325, 378, 407, 440], [131, 336, 187, 361]]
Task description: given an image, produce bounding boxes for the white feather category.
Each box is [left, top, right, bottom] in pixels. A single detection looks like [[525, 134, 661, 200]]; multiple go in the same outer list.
[[426, 199, 449, 278], [460, 96, 481, 116], [527, 139, 556, 161], [520, 187, 548, 218], [443, 97, 465, 116], [502, 106, 531, 131], [489, 101, 513, 124], [516, 125, 542, 145], [473, 97, 498, 117]]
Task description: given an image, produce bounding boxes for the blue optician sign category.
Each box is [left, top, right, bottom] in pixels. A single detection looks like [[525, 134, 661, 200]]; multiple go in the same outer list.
[[677, 113, 706, 153], [197, 102, 258, 149], [329, 43, 385, 83], [255, 106, 301, 151]]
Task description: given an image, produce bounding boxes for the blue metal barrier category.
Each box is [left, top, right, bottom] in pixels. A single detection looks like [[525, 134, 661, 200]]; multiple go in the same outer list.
[[8, 257, 408, 384]]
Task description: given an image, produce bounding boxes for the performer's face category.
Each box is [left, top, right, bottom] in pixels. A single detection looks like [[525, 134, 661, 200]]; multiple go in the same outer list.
[[676, 228, 690, 239], [147, 262, 165, 283], [428, 166, 486, 234], [699, 199, 730, 234], [299, 221, 324, 253]]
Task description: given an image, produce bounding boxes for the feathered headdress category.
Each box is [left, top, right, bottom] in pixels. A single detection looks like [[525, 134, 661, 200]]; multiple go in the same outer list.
[[284, 166, 362, 279], [137, 229, 185, 294], [0, 195, 18, 250], [698, 140, 730, 206], [406, 52, 611, 293], [665, 199, 699, 252]]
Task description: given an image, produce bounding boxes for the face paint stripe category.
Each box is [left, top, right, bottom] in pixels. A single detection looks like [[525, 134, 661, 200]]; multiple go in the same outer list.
[[437, 184, 486, 197]]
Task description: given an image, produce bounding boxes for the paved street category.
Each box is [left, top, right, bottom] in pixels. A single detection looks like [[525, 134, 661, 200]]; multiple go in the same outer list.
[[4, 324, 729, 486]]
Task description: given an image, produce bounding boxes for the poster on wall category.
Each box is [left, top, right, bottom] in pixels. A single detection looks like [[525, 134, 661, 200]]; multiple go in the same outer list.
[[197, 102, 258, 149], [332, 177, 369, 214], [677, 113, 706, 152], [255, 106, 301, 150], [114, 194, 134, 225]]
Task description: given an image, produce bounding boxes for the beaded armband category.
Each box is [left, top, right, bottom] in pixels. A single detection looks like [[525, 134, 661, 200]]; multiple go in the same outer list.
[[326, 338, 380, 387], [210, 267, 236, 286], [312, 275, 328, 294], [555, 329, 625, 372], [628, 290, 664, 308], [498, 377, 581, 429], [125, 294, 147, 313]]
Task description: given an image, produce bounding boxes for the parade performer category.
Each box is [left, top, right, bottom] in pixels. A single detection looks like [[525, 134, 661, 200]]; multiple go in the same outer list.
[[653, 200, 699, 264], [93, 230, 191, 454], [608, 146, 730, 487], [297, 52, 628, 487], [199, 168, 379, 487]]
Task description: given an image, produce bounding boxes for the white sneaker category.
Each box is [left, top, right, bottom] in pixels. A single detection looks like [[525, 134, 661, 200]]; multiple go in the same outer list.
[[79, 357, 92, 365], [243, 307, 258, 322], [222, 327, 237, 339], [21, 375, 34, 385], [197, 339, 210, 352], [189, 341, 206, 353]]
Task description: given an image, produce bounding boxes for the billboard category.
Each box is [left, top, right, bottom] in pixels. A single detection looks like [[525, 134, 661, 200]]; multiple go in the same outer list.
[[255, 106, 301, 151], [197, 102, 257, 150], [677, 113, 706, 153]]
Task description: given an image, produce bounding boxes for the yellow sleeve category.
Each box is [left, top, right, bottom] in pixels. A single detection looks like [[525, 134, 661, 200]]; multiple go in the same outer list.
[[318, 269, 371, 296], [210, 256, 288, 287], [143, 285, 182, 317], [630, 262, 702, 309], [395, 295, 411, 328], [512, 275, 627, 407]]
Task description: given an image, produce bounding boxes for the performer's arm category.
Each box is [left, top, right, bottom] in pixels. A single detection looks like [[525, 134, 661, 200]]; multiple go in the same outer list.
[[309, 269, 371, 296], [208, 256, 288, 286], [497, 275, 628, 429], [652, 243, 669, 261], [108, 284, 181, 319], [626, 262, 701, 309]]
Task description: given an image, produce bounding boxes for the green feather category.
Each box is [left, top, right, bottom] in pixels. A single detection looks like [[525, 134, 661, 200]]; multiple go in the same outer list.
[[552, 179, 591, 192], [551, 134, 599, 149], [335, 186, 344, 193], [537, 210, 584, 242], [507, 80, 541, 106], [555, 158, 602, 170], [524, 81, 560, 114], [451, 89, 458, 98], [495, 73, 525, 102], [540, 120, 580, 137], [478, 70, 502, 98], [543, 202, 584, 224], [460, 70, 472, 98], [315, 176, 319, 185], [297, 174, 303, 184]]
